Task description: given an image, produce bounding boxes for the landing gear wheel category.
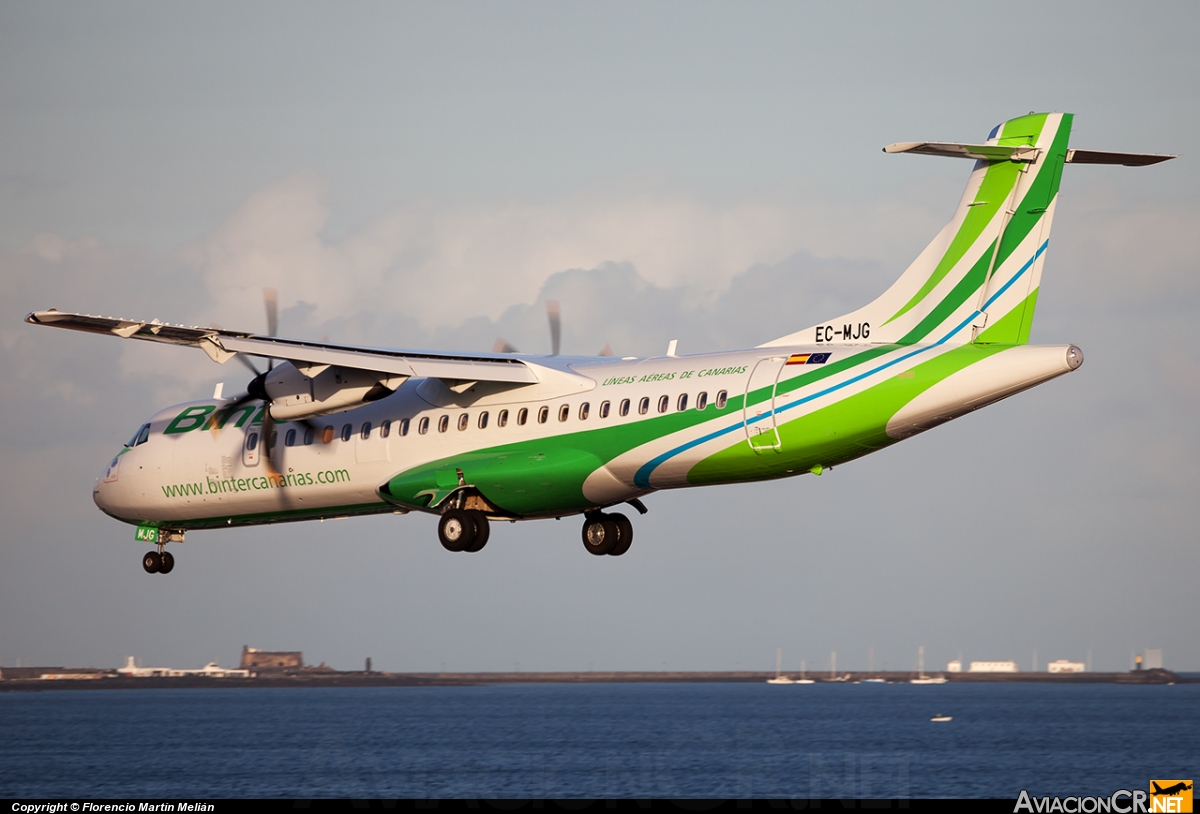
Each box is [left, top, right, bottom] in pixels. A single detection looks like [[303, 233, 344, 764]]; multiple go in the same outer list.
[[142, 551, 161, 573], [158, 551, 175, 574], [581, 516, 619, 556], [463, 511, 490, 552], [438, 509, 476, 552], [607, 512, 633, 557]]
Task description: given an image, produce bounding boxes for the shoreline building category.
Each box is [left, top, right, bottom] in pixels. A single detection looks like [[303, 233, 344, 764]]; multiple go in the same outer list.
[[118, 656, 250, 678], [968, 661, 1018, 673], [240, 646, 304, 671], [1047, 659, 1085, 673]]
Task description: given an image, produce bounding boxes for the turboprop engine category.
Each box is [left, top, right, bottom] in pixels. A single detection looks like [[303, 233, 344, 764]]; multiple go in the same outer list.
[[248, 361, 408, 421]]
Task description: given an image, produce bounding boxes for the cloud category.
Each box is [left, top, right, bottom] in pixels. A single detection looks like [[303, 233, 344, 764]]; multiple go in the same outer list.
[[178, 172, 938, 339]]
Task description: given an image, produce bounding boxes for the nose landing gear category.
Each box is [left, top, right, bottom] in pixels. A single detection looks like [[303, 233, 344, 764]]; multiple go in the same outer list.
[[141, 528, 183, 574], [142, 550, 175, 574]]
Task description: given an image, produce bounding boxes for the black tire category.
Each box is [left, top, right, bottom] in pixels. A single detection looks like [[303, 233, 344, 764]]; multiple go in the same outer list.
[[142, 551, 161, 573], [464, 511, 490, 552], [607, 512, 633, 557], [438, 509, 475, 552], [581, 517, 618, 556], [158, 551, 175, 574]]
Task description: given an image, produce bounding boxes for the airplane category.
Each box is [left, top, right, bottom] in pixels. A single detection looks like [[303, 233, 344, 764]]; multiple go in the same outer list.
[[1152, 782, 1192, 797], [26, 112, 1173, 574]]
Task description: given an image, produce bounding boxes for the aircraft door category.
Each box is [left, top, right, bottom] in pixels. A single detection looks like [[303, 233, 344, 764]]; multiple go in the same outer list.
[[242, 425, 262, 467], [743, 357, 785, 453]]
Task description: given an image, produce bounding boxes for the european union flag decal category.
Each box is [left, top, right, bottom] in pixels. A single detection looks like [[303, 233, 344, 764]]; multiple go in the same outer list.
[[806, 353, 831, 365]]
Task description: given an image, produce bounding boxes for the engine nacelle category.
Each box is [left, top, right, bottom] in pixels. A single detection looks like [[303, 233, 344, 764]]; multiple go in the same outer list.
[[260, 362, 407, 420]]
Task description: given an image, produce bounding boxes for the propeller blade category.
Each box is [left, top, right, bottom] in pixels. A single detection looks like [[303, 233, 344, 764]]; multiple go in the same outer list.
[[262, 287, 279, 371], [598, 343, 614, 357], [546, 300, 561, 356], [261, 408, 281, 477], [492, 338, 519, 354], [234, 354, 262, 377], [263, 287, 279, 337]]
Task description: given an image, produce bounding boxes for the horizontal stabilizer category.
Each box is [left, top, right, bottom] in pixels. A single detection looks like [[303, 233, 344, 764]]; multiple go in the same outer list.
[[884, 142, 1040, 162], [1065, 149, 1175, 166]]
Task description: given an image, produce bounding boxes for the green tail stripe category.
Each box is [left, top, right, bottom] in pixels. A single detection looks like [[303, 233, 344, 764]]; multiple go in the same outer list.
[[893, 115, 1071, 346]]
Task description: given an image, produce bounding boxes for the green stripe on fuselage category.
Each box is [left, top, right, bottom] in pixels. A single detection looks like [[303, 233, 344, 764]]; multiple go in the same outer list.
[[686, 342, 1011, 485], [381, 347, 895, 516]]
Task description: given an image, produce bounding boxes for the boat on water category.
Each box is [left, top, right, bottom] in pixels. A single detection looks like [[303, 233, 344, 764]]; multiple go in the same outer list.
[[794, 659, 814, 684], [930, 714, 953, 722], [862, 678, 888, 684], [910, 646, 948, 684], [767, 648, 794, 684]]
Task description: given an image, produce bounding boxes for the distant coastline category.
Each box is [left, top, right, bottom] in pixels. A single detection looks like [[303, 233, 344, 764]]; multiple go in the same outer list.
[[0, 667, 1188, 691]]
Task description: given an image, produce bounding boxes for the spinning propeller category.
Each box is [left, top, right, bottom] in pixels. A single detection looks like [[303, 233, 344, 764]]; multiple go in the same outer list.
[[492, 300, 614, 357], [220, 288, 312, 473]]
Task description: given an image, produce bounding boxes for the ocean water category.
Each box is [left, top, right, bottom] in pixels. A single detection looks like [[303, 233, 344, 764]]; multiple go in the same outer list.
[[1, 682, 1195, 798]]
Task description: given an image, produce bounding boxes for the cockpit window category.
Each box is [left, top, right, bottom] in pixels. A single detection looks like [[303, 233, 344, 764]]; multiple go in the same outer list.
[[126, 423, 151, 447]]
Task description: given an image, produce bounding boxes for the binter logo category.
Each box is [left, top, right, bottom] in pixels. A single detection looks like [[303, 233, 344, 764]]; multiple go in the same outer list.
[[1151, 781, 1193, 813]]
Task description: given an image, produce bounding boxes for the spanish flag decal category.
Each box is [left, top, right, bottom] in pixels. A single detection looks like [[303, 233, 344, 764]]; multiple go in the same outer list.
[[786, 353, 831, 365]]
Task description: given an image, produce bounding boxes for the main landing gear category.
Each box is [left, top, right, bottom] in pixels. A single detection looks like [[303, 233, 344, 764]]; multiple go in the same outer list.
[[581, 512, 633, 557], [438, 508, 491, 553]]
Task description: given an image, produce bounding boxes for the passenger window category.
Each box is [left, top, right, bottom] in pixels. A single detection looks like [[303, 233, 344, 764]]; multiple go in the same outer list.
[[381, 420, 391, 439], [599, 401, 610, 419], [517, 408, 528, 426], [677, 394, 688, 412], [620, 399, 631, 417], [399, 418, 410, 437], [285, 429, 297, 447], [341, 424, 352, 442], [438, 415, 449, 433], [638, 397, 649, 415], [696, 391, 708, 410], [361, 422, 372, 440], [498, 410, 508, 428], [716, 390, 728, 409], [247, 432, 259, 451], [304, 427, 315, 445], [270, 431, 278, 448], [657, 395, 669, 413], [538, 406, 549, 424], [478, 411, 489, 429], [418, 417, 430, 435], [579, 402, 590, 420], [322, 426, 335, 444], [458, 413, 469, 431], [559, 404, 569, 422]]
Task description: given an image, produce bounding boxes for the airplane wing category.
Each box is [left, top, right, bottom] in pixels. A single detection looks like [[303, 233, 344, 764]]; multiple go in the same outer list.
[[24, 309, 540, 385]]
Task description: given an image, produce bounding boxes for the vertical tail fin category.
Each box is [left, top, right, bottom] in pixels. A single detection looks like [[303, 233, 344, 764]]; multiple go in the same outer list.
[[763, 113, 1073, 348]]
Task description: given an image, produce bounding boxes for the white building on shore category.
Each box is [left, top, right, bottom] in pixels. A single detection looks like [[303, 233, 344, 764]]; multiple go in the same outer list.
[[968, 661, 1018, 673], [117, 656, 251, 678], [1047, 659, 1085, 673]]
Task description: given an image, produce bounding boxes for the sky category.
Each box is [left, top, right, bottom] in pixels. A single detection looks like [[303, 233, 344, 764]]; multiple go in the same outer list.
[[1, 1, 1197, 675]]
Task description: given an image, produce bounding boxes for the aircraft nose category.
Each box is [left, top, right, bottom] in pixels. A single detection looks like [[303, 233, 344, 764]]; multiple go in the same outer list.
[[93, 453, 122, 512]]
